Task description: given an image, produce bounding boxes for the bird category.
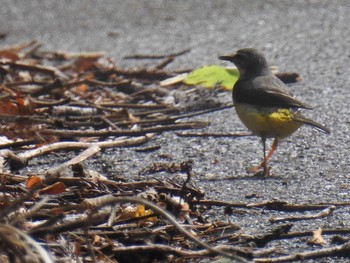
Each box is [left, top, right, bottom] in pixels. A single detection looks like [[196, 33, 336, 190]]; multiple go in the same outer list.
[[218, 48, 330, 176]]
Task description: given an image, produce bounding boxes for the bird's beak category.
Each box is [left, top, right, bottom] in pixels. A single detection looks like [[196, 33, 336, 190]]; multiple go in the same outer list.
[[218, 54, 236, 63]]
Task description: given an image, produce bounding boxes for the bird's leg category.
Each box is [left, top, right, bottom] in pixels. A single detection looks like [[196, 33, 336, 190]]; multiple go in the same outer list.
[[262, 136, 268, 175], [248, 135, 267, 174], [249, 137, 279, 175], [265, 138, 279, 165]]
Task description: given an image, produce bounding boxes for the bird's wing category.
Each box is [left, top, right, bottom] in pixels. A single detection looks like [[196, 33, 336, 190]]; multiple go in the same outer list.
[[234, 75, 312, 109], [293, 115, 330, 134], [262, 88, 312, 109]]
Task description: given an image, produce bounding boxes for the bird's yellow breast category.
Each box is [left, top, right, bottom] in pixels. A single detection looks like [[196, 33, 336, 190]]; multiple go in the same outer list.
[[234, 103, 303, 138]]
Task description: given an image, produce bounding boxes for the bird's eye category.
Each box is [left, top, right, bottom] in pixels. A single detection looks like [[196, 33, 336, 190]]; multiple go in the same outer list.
[[233, 53, 245, 65], [235, 53, 243, 60]]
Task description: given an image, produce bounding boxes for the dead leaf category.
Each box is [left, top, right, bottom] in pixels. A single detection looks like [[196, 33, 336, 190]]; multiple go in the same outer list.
[[49, 207, 65, 215], [81, 194, 115, 208], [73, 241, 81, 257], [117, 204, 156, 222], [91, 234, 103, 245], [0, 94, 35, 116], [74, 57, 99, 72], [16, 93, 35, 115], [160, 73, 188, 86], [26, 176, 42, 189], [72, 83, 89, 94], [108, 108, 140, 123], [0, 99, 18, 115], [38, 182, 66, 195], [0, 50, 20, 61], [307, 228, 327, 246]]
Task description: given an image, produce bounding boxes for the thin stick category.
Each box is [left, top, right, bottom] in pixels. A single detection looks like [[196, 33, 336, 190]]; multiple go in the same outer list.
[[40, 122, 208, 138], [255, 242, 350, 262], [269, 206, 336, 223], [124, 48, 191, 60], [25, 134, 153, 158], [176, 132, 252, 138]]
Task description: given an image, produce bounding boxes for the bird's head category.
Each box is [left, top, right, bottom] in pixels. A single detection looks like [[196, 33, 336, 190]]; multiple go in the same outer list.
[[219, 48, 270, 78]]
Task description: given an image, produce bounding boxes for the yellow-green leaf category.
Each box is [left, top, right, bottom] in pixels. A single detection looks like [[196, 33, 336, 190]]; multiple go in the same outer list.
[[183, 65, 239, 90]]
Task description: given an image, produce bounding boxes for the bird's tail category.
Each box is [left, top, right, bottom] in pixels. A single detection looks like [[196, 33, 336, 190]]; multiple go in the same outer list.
[[293, 115, 330, 134]]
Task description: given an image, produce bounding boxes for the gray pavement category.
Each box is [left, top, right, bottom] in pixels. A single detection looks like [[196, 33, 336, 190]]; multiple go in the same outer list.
[[1, 1, 350, 261]]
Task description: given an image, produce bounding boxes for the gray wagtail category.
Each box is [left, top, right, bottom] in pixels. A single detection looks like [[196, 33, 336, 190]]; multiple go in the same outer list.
[[219, 48, 330, 175]]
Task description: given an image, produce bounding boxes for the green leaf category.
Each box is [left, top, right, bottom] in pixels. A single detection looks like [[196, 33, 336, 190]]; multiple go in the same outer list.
[[183, 65, 239, 90]]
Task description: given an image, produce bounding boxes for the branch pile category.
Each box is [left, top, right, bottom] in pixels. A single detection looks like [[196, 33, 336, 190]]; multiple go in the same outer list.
[[0, 41, 349, 262]]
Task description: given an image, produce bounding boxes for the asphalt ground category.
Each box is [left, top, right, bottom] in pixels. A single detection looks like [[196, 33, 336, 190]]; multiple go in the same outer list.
[[1, 1, 350, 262]]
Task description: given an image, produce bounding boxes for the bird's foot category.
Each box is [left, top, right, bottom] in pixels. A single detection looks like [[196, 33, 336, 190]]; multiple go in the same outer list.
[[248, 165, 272, 176]]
